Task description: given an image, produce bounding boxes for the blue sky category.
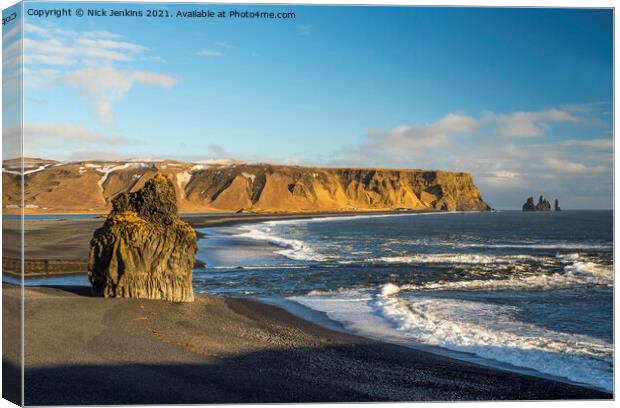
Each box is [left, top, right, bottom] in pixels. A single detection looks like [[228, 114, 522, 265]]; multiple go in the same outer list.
[[3, 3, 614, 208]]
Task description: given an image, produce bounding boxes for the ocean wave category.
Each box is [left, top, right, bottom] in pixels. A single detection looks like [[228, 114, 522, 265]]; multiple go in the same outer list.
[[206, 264, 310, 270], [376, 253, 539, 265], [373, 286, 612, 391], [564, 261, 614, 279], [452, 242, 612, 251], [236, 224, 327, 262], [556, 252, 580, 262], [292, 287, 612, 391], [392, 260, 613, 292]]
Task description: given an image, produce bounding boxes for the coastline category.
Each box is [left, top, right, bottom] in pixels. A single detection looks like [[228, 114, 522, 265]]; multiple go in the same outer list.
[[3, 210, 441, 278], [3, 210, 612, 399], [4, 284, 610, 404], [190, 214, 613, 394], [184, 208, 444, 228]]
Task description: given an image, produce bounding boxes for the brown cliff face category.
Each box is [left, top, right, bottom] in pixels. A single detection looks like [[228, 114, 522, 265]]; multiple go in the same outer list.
[[88, 174, 197, 302], [3, 159, 491, 213]]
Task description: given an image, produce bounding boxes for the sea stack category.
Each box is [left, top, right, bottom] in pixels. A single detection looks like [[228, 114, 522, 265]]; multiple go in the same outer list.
[[522, 197, 536, 211], [522, 195, 551, 212], [88, 173, 197, 302], [555, 199, 561, 211]]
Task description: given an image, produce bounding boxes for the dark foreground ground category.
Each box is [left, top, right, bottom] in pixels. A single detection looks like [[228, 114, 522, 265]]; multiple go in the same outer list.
[[2, 284, 611, 405]]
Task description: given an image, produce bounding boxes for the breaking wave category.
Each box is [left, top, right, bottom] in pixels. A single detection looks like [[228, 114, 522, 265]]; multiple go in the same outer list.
[[376, 253, 538, 265], [292, 282, 613, 391], [200, 210, 613, 392], [236, 223, 328, 261], [373, 286, 613, 391], [395, 260, 613, 292]]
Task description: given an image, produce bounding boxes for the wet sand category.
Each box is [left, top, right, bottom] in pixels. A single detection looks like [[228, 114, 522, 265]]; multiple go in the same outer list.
[[3, 284, 610, 405], [3, 217, 104, 277], [3, 211, 423, 277]]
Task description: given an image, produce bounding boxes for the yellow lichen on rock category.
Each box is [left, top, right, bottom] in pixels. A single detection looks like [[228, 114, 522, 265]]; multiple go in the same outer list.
[[88, 174, 197, 302]]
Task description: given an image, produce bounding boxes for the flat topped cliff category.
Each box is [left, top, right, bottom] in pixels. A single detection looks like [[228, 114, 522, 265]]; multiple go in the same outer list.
[[3, 159, 491, 213]]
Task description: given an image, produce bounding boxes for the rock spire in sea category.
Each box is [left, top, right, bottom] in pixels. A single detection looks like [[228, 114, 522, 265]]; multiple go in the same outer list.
[[88, 173, 197, 302], [522, 195, 552, 212]]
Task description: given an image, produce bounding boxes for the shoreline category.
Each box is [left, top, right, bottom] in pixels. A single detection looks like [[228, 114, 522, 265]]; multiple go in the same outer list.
[[185, 208, 445, 228], [3, 210, 612, 398], [3, 284, 610, 404], [258, 296, 611, 394], [190, 217, 611, 394], [3, 274, 611, 395]]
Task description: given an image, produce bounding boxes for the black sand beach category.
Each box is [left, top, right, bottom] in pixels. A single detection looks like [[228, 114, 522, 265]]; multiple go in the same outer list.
[[2, 212, 613, 403], [2, 284, 611, 405]]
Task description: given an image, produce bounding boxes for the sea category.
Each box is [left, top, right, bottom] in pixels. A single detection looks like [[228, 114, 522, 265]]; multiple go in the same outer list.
[[193, 210, 613, 392], [10, 210, 613, 392]]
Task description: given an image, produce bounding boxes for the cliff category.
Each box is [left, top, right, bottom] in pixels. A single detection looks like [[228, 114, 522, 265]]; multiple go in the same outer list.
[[3, 159, 491, 213]]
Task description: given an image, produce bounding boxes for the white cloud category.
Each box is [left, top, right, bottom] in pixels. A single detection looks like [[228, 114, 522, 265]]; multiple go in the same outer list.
[[331, 105, 611, 208], [365, 113, 478, 151], [3, 22, 22, 42], [215, 41, 236, 49], [22, 123, 103, 143], [480, 170, 526, 188], [74, 38, 147, 53], [83, 30, 124, 39], [62, 67, 178, 123], [486, 108, 584, 138], [23, 30, 147, 66], [22, 22, 178, 124], [196, 49, 223, 57], [24, 22, 78, 39], [560, 138, 613, 149], [544, 158, 607, 174], [3, 123, 134, 158], [3, 36, 22, 69]]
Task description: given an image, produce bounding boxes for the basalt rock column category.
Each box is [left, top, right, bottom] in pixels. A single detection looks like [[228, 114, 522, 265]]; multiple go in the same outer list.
[[88, 173, 197, 302], [522, 195, 551, 212], [535, 196, 551, 211], [522, 197, 536, 211]]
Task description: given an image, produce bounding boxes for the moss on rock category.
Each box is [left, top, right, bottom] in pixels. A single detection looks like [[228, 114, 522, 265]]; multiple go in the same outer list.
[[88, 174, 197, 302]]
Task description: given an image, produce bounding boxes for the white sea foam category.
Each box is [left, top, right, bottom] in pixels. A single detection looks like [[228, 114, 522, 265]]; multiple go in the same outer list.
[[564, 261, 614, 279], [380, 282, 401, 296], [395, 260, 613, 292], [373, 287, 612, 391], [236, 224, 327, 262], [556, 252, 580, 262], [291, 287, 613, 391], [377, 253, 538, 265]]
